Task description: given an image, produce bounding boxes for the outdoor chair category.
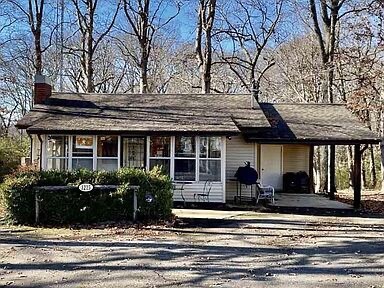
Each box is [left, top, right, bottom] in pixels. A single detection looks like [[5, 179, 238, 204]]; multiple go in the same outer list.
[[256, 184, 275, 204], [194, 180, 212, 202], [173, 183, 186, 207]]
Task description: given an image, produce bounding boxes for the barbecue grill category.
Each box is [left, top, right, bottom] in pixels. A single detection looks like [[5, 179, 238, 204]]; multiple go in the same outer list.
[[234, 161, 258, 203]]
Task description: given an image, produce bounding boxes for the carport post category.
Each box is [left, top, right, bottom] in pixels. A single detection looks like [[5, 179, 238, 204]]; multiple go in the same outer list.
[[353, 144, 362, 209]]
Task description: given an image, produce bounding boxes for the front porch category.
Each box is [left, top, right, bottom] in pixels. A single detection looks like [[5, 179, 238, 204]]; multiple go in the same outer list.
[[269, 193, 353, 210]]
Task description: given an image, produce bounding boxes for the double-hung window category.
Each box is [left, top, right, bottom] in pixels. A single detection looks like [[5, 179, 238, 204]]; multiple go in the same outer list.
[[174, 136, 196, 181], [72, 136, 94, 170], [97, 135, 118, 171], [199, 136, 222, 182], [46, 135, 69, 170], [149, 136, 171, 175]]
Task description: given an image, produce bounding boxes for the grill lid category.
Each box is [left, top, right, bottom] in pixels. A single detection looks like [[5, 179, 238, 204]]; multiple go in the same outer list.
[[235, 161, 258, 185]]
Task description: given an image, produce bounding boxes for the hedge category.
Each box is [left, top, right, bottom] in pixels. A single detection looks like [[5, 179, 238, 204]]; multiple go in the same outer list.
[[0, 167, 173, 225]]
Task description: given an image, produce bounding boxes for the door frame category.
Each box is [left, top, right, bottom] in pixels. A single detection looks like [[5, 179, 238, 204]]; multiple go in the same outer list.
[[260, 144, 283, 190]]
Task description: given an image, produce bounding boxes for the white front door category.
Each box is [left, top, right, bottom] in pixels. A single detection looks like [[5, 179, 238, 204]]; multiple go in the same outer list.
[[260, 145, 283, 190]]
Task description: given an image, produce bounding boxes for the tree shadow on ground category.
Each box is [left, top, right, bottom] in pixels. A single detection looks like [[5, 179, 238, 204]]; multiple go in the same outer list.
[[1, 216, 384, 287]]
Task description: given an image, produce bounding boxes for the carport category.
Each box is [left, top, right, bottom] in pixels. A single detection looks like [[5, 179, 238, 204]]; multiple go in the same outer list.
[[245, 103, 381, 209]]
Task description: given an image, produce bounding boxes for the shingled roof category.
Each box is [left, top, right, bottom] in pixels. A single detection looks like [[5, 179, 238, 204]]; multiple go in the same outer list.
[[16, 93, 270, 134], [243, 103, 380, 144], [16, 93, 380, 144]]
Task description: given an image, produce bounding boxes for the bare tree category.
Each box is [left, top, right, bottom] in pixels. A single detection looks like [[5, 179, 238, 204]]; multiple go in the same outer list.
[[218, 0, 283, 101], [121, 0, 180, 94], [66, 0, 120, 93], [6, 0, 48, 74], [195, 0, 216, 94]]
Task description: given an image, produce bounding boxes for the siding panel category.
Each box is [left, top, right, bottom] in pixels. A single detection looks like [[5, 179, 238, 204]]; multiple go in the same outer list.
[[283, 144, 310, 174], [225, 136, 256, 202], [173, 183, 224, 203]]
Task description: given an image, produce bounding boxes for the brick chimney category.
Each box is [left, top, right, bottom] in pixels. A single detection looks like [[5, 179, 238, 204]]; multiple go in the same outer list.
[[34, 74, 52, 105]]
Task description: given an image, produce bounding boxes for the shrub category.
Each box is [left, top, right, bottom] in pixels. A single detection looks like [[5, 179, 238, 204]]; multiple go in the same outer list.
[[0, 167, 173, 225], [0, 136, 29, 182]]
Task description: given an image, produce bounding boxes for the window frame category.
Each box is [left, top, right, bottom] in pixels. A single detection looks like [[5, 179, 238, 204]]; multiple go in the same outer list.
[[147, 136, 172, 176], [44, 135, 122, 171], [174, 136, 197, 182], [147, 135, 224, 184], [96, 135, 120, 171], [45, 135, 69, 170], [44, 135, 225, 184], [198, 136, 223, 182], [70, 135, 96, 171]]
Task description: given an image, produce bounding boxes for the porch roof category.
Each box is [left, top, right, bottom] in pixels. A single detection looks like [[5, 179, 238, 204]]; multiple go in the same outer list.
[[16, 93, 270, 134], [244, 103, 380, 144]]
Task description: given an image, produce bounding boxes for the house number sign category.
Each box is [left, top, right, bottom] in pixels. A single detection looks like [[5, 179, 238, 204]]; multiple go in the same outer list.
[[78, 183, 94, 192]]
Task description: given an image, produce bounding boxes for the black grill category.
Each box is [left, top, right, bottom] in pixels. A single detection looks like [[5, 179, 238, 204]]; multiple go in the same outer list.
[[235, 161, 258, 185]]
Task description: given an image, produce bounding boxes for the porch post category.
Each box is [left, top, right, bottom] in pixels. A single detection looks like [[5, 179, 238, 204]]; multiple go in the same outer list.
[[309, 145, 314, 193], [353, 144, 362, 209], [328, 145, 336, 200]]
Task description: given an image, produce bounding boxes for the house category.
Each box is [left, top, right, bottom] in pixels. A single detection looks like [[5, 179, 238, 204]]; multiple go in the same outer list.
[[16, 75, 380, 207]]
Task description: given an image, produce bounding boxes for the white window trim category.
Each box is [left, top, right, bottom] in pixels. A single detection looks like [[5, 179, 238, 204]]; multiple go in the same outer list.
[[43, 135, 226, 185], [95, 135, 120, 171], [44, 135, 69, 170], [148, 136, 172, 176], [197, 136, 223, 183], [174, 136, 197, 182]]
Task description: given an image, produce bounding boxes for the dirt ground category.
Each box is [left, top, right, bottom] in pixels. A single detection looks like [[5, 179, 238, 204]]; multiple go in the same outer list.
[[337, 189, 384, 214], [1, 211, 384, 288]]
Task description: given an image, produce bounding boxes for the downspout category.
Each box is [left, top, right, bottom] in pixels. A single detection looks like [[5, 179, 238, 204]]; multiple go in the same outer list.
[[37, 134, 43, 171], [28, 134, 33, 165]]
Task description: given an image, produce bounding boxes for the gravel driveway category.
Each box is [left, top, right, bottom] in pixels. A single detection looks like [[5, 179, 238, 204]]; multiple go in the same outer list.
[[1, 211, 384, 287]]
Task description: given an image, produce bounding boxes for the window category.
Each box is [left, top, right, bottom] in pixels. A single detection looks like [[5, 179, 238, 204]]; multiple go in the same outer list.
[[46, 136, 68, 170], [174, 136, 196, 181], [149, 136, 171, 175], [122, 137, 145, 168], [199, 137, 222, 181], [97, 135, 118, 171], [72, 136, 94, 170]]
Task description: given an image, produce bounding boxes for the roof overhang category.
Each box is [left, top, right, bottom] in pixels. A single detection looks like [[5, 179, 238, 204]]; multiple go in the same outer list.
[[25, 128, 241, 136], [244, 136, 381, 145]]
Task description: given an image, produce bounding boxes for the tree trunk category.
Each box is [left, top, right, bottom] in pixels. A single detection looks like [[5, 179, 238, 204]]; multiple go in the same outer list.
[[362, 152, 367, 188], [251, 77, 260, 103], [381, 99, 384, 192], [369, 144, 377, 188], [314, 146, 321, 192], [347, 145, 354, 190], [140, 47, 149, 93], [34, 29, 43, 74], [195, 0, 216, 94], [321, 146, 328, 192], [381, 142, 384, 192]]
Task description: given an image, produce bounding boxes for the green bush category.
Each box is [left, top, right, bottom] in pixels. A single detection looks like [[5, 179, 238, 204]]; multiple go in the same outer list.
[[0, 167, 173, 225], [0, 136, 29, 182]]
